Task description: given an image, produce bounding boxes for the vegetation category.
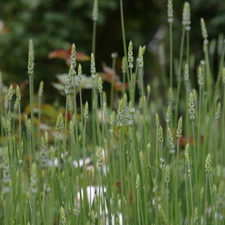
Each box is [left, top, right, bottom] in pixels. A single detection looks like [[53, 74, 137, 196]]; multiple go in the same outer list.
[[0, 0, 225, 224]]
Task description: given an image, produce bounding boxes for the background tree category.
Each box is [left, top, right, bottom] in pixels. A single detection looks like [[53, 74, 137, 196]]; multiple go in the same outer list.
[[0, 0, 224, 103]]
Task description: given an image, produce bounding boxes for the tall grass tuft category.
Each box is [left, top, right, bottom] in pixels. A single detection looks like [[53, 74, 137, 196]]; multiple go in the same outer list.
[[0, 1, 225, 225]]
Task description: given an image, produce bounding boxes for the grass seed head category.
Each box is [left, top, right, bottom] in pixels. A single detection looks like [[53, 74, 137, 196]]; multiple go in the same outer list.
[[28, 39, 34, 76], [176, 117, 183, 139], [165, 165, 170, 183], [128, 41, 134, 69], [38, 81, 44, 97], [92, 0, 98, 21], [167, 0, 174, 23], [182, 2, 191, 31], [205, 153, 211, 173]]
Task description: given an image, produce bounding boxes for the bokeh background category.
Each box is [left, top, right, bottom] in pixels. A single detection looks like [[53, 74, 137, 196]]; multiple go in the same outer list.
[[0, 0, 225, 103]]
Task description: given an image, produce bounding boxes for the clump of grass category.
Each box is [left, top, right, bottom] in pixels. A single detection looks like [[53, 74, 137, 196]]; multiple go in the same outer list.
[[0, 1, 225, 225]]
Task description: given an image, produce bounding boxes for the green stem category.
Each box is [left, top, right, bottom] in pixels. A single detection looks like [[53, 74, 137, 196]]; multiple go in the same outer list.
[[184, 172, 190, 225], [175, 139, 180, 225], [191, 121, 197, 186], [137, 188, 141, 225], [204, 46, 213, 97], [118, 128, 125, 225], [197, 85, 202, 179], [18, 101, 22, 150], [63, 96, 69, 153], [110, 57, 117, 110], [0, 79, 3, 146], [166, 182, 169, 224], [204, 174, 209, 224], [38, 96, 42, 150], [91, 83, 97, 147], [213, 44, 225, 102], [92, 20, 97, 56], [186, 31, 190, 65], [72, 76, 79, 162], [155, 124, 159, 225], [175, 27, 185, 123], [119, 0, 127, 63], [138, 66, 144, 97], [169, 23, 173, 89], [221, 87, 225, 178], [188, 164, 194, 225], [29, 74, 35, 161], [81, 113, 88, 223]]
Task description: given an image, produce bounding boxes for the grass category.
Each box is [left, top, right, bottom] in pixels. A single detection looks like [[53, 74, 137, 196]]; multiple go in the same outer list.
[[0, 1, 225, 225]]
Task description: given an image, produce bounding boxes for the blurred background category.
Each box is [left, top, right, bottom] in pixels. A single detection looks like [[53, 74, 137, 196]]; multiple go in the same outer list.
[[0, 0, 225, 104]]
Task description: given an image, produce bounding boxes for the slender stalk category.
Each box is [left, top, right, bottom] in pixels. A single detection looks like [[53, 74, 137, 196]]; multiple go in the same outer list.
[[110, 55, 117, 110], [191, 121, 197, 185], [136, 178, 141, 225], [118, 128, 125, 225], [28, 40, 36, 161], [186, 31, 190, 65], [197, 84, 202, 182], [174, 137, 181, 225], [119, 0, 128, 63], [37, 81, 44, 149], [204, 174, 208, 224], [169, 23, 173, 89], [184, 173, 190, 224], [175, 27, 185, 123], [154, 121, 159, 225], [92, 21, 97, 56], [221, 86, 225, 178], [188, 165, 194, 224], [0, 72, 3, 147], [213, 44, 225, 102], [92, 0, 98, 55], [72, 76, 79, 160], [63, 96, 69, 153], [17, 100, 22, 148], [204, 47, 213, 97]]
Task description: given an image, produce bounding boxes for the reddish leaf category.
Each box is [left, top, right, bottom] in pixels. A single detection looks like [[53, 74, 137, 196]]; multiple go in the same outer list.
[[11, 79, 29, 92], [62, 112, 72, 120], [100, 63, 129, 92], [48, 47, 90, 65], [179, 135, 204, 147], [101, 63, 120, 83]]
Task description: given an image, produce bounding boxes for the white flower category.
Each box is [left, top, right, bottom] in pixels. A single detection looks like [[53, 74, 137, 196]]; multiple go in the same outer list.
[[77, 186, 108, 215]]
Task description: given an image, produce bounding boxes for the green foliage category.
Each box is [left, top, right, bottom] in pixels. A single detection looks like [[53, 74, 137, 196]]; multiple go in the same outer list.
[[0, 0, 118, 90]]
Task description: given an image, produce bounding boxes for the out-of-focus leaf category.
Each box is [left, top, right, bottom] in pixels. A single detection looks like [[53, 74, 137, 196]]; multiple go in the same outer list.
[[101, 63, 120, 83], [52, 74, 93, 95], [216, 165, 225, 179], [52, 83, 65, 92], [49, 48, 90, 65], [99, 64, 129, 92]]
